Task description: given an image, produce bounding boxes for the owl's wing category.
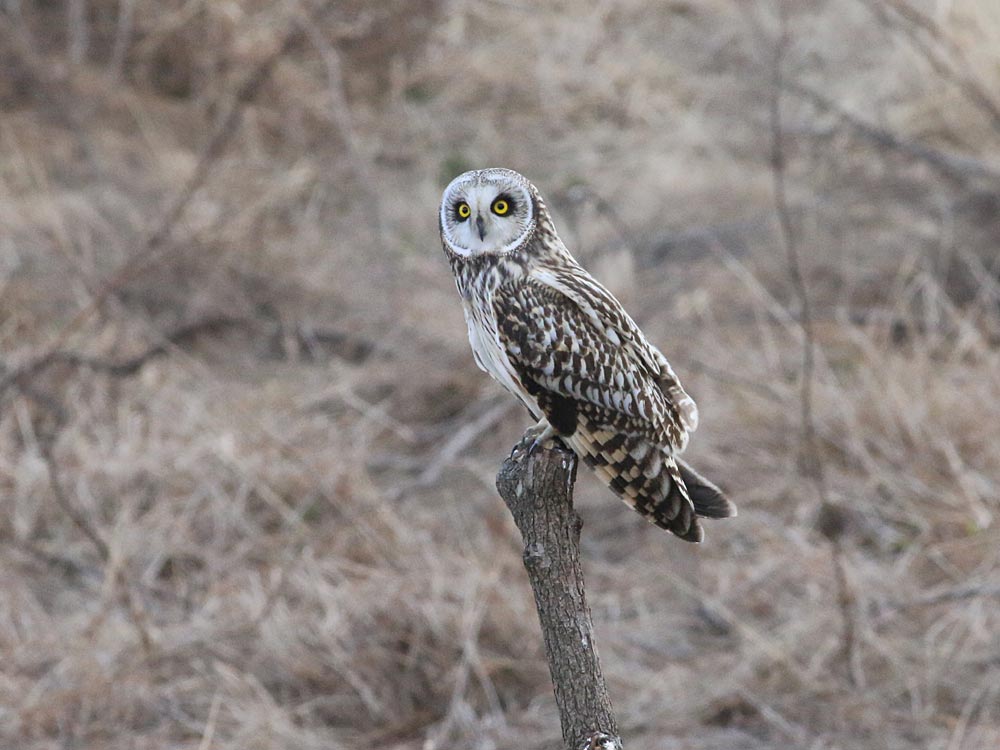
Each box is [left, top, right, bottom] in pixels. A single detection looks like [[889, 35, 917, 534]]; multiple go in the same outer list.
[[493, 275, 715, 541], [495, 276, 682, 446], [530, 262, 699, 433]]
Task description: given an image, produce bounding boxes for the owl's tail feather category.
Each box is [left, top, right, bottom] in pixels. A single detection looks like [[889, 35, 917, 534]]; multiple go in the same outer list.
[[677, 458, 737, 519], [637, 458, 734, 543], [569, 421, 734, 543]]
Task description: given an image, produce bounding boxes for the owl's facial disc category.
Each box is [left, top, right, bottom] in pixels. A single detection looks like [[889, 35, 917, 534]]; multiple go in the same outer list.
[[440, 169, 534, 258]]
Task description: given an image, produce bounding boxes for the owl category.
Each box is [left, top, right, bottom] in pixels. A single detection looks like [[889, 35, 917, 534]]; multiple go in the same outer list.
[[438, 168, 735, 542]]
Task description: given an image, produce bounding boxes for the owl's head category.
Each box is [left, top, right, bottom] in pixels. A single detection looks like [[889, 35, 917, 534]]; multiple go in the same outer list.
[[439, 168, 536, 258]]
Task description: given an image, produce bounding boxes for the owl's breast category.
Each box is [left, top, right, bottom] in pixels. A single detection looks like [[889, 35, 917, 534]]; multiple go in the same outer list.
[[462, 294, 539, 418]]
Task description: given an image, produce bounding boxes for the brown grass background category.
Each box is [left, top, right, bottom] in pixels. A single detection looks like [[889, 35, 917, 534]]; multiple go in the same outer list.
[[2, 1, 999, 748]]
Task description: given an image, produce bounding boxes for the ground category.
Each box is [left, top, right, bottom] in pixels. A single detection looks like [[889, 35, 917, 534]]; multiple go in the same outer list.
[[1, 1, 999, 748]]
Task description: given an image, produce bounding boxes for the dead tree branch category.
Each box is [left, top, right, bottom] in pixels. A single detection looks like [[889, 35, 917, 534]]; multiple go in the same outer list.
[[495, 434, 622, 750]]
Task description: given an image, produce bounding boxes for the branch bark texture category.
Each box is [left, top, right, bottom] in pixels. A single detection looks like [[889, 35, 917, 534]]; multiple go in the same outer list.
[[496, 435, 623, 750]]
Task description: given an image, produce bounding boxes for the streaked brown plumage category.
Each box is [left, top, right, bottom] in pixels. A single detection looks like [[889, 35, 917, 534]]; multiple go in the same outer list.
[[439, 168, 735, 542]]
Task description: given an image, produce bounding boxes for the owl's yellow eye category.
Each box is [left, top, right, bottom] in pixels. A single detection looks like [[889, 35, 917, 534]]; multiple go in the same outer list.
[[456, 202, 471, 219], [492, 198, 509, 216]]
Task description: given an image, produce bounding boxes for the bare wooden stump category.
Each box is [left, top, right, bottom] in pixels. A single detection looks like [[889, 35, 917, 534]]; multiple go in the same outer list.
[[495, 433, 624, 750]]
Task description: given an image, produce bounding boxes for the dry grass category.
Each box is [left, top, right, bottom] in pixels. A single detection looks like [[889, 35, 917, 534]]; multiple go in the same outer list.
[[1, 1, 999, 748]]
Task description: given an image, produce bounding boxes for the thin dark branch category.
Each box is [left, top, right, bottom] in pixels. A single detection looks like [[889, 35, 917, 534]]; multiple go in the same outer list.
[[1, 528, 94, 579], [770, 14, 826, 501], [400, 397, 512, 497], [42, 435, 155, 656], [884, 582, 1000, 613], [788, 83, 1000, 184], [39, 439, 109, 562], [46, 316, 243, 377], [771, 7, 859, 686], [562, 184, 638, 255], [859, 0, 1000, 136], [116, 567, 156, 657], [830, 537, 859, 683], [496, 434, 623, 750], [0, 316, 241, 397], [685, 357, 785, 403]]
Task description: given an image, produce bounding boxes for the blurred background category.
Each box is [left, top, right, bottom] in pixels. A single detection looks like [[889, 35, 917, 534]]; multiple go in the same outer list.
[[2, 1, 999, 748]]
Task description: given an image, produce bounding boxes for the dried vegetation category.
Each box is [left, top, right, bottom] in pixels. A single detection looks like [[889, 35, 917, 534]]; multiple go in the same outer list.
[[1, 1, 999, 748]]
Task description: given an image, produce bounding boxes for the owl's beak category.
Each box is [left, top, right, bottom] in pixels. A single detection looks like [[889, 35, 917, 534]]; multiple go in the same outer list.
[[476, 215, 486, 241]]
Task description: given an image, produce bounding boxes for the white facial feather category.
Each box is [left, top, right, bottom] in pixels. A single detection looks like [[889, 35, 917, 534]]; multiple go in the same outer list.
[[439, 169, 534, 257]]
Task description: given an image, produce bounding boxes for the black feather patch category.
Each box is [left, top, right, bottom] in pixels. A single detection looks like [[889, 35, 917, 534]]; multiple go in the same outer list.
[[538, 390, 578, 436]]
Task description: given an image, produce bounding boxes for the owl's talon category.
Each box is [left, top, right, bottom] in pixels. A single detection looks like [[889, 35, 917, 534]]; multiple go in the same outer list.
[[509, 421, 557, 461], [529, 437, 549, 455], [526, 421, 557, 454], [509, 440, 528, 461]]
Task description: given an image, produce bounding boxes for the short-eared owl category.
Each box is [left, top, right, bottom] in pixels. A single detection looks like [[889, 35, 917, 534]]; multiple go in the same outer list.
[[439, 168, 735, 542]]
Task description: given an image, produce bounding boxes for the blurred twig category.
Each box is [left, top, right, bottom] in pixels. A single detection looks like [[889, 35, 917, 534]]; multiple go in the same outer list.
[[883, 581, 1000, 613], [859, 0, 1000, 136], [371, 396, 513, 502], [44, 316, 243, 377], [39, 438, 109, 561], [410, 396, 512, 491], [116, 566, 156, 657], [106, 0, 135, 81], [685, 357, 784, 403], [0, 528, 94, 579], [788, 83, 1000, 184], [304, 384, 418, 443], [771, 7, 860, 688], [301, 18, 386, 242], [770, 18, 825, 500], [66, 0, 89, 65], [562, 184, 638, 255], [0, 315, 242, 400], [198, 692, 223, 750]]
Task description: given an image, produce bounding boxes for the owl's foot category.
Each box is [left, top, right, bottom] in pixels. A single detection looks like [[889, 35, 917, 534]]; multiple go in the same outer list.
[[528, 421, 557, 452], [578, 732, 620, 750], [511, 420, 558, 460]]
